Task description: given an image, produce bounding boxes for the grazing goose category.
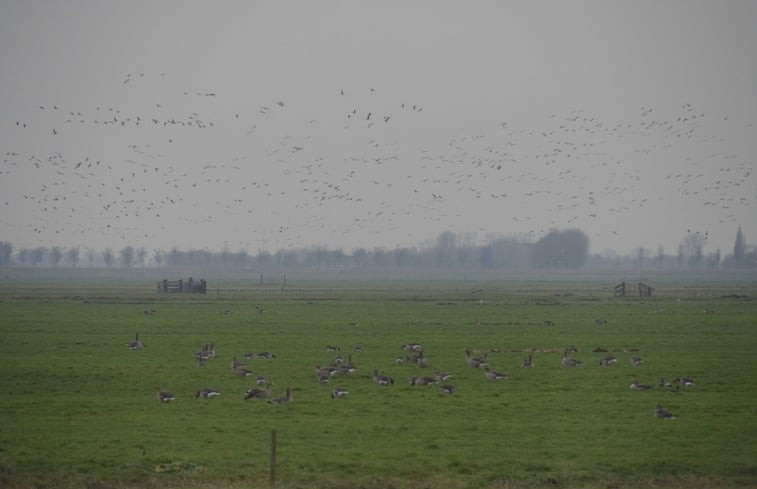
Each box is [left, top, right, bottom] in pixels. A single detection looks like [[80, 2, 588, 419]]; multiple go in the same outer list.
[[255, 351, 276, 359], [330, 387, 349, 399], [268, 387, 293, 404], [195, 388, 221, 399], [522, 355, 534, 368], [630, 379, 654, 390], [255, 375, 269, 385], [373, 369, 394, 386], [484, 367, 508, 380], [592, 346, 608, 353], [464, 348, 489, 368], [659, 378, 673, 388], [409, 376, 437, 386], [673, 377, 695, 387], [127, 333, 146, 350], [629, 356, 644, 367], [435, 370, 454, 382], [543, 320, 555, 327], [599, 355, 617, 366], [402, 342, 424, 352], [231, 357, 253, 377], [244, 383, 272, 400], [439, 384, 456, 395], [157, 390, 175, 403], [561, 352, 582, 367], [655, 404, 676, 419], [595, 319, 608, 325], [325, 345, 340, 352]]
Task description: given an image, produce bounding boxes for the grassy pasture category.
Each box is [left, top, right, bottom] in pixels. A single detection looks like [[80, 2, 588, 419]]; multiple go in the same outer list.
[[0, 271, 756, 488]]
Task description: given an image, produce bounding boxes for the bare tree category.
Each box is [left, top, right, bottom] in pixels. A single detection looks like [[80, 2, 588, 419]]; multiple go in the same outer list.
[[136, 247, 147, 268], [119, 246, 135, 268], [102, 248, 115, 268], [0, 241, 12, 267], [49, 247, 63, 267], [86, 248, 96, 267], [734, 226, 746, 268], [65, 247, 80, 268]]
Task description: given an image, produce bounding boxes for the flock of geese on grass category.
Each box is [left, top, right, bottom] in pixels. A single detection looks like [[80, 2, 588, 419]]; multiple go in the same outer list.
[[131, 327, 693, 418]]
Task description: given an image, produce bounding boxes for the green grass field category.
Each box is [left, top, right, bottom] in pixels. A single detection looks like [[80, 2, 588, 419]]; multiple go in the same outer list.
[[0, 270, 756, 488]]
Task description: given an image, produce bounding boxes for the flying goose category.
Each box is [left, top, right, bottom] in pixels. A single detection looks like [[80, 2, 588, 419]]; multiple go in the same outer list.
[[630, 379, 654, 390], [127, 332, 146, 350], [268, 387, 293, 404], [561, 351, 582, 367], [157, 390, 175, 403], [245, 383, 273, 400], [484, 367, 508, 380], [195, 388, 221, 399], [654, 404, 676, 419], [373, 369, 394, 386], [331, 387, 349, 399]]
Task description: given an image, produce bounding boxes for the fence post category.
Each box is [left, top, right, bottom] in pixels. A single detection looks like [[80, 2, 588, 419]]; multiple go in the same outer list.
[[269, 429, 277, 486]]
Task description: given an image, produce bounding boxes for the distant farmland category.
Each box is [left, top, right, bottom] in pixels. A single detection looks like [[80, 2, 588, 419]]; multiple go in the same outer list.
[[0, 270, 755, 489]]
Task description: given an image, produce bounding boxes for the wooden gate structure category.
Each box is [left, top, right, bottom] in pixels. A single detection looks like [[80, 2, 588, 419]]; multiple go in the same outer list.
[[157, 277, 207, 293]]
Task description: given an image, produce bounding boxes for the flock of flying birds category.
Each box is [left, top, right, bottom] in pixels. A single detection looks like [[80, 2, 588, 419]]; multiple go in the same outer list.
[[2, 71, 754, 253], [131, 314, 691, 419]]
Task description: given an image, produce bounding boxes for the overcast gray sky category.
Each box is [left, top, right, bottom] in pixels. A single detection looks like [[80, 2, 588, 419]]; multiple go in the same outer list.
[[1, 1, 755, 256]]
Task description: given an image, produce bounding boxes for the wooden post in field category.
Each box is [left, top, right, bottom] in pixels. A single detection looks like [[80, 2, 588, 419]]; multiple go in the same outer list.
[[269, 429, 277, 486]]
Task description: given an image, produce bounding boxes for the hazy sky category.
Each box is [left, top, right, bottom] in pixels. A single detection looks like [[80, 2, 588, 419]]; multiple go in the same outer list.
[[1, 1, 755, 256]]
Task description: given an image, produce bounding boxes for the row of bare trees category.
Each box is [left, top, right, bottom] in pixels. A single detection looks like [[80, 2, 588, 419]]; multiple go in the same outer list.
[[1, 227, 754, 271]]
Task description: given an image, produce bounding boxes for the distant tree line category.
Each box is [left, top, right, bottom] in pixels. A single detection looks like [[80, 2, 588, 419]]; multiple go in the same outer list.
[[1, 226, 754, 271]]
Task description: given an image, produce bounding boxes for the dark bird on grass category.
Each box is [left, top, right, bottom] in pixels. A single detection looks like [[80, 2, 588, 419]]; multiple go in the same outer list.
[[484, 367, 508, 380], [673, 377, 695, 387], [245, 383, 272, 400], [561, 351, 582, 367], [599, 355, 617, 366], [195, 388, 221, 399], [157, 390, 175, 403], [655, 404, 676, 419], [522, 354, 534, 368], [629, 356, 644, 367], [373, 369, 394, 386], [331, 387, 349, 399], [439, 384, 456, 395], [409, 376, 437, 386], [126, 332, 146, 350], [465, 348, 489, 368], [268, 387, 293, 404], [630, 379, 654, 390]]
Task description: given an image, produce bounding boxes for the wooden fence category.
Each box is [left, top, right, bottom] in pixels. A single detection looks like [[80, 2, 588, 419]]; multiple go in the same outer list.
[[157, 277, 207, 293], [614, 281, 653, 297]]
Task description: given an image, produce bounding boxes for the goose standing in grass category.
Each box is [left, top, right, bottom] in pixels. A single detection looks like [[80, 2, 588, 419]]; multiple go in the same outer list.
[[673, 377, 695, 387], [157, 390, 175, 403], [659, 378, 673, 389], [435, 370, 454, 382], [522, 354, 534, 368], [373, 369, 394, 386], [268, 387, 293, 404], [629, 356, 644, 367], [409, 376, 437, 386], [464, 348, 489, 368], [195, 388, 221, 399], [484, 367, 508, 380], [599, 355, 617, 366], [127, 332, 146, 350], [231, 357, 253, 377], [630, 379, 654, 390], [561, 351, 582, 367], [331, 387, 349, 399], [244, 383, 273, 400], [655, 404, 676, 419]]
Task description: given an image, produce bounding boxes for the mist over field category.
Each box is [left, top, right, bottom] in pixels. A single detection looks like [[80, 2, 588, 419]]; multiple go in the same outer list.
[[1, 1, 756, 266]]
